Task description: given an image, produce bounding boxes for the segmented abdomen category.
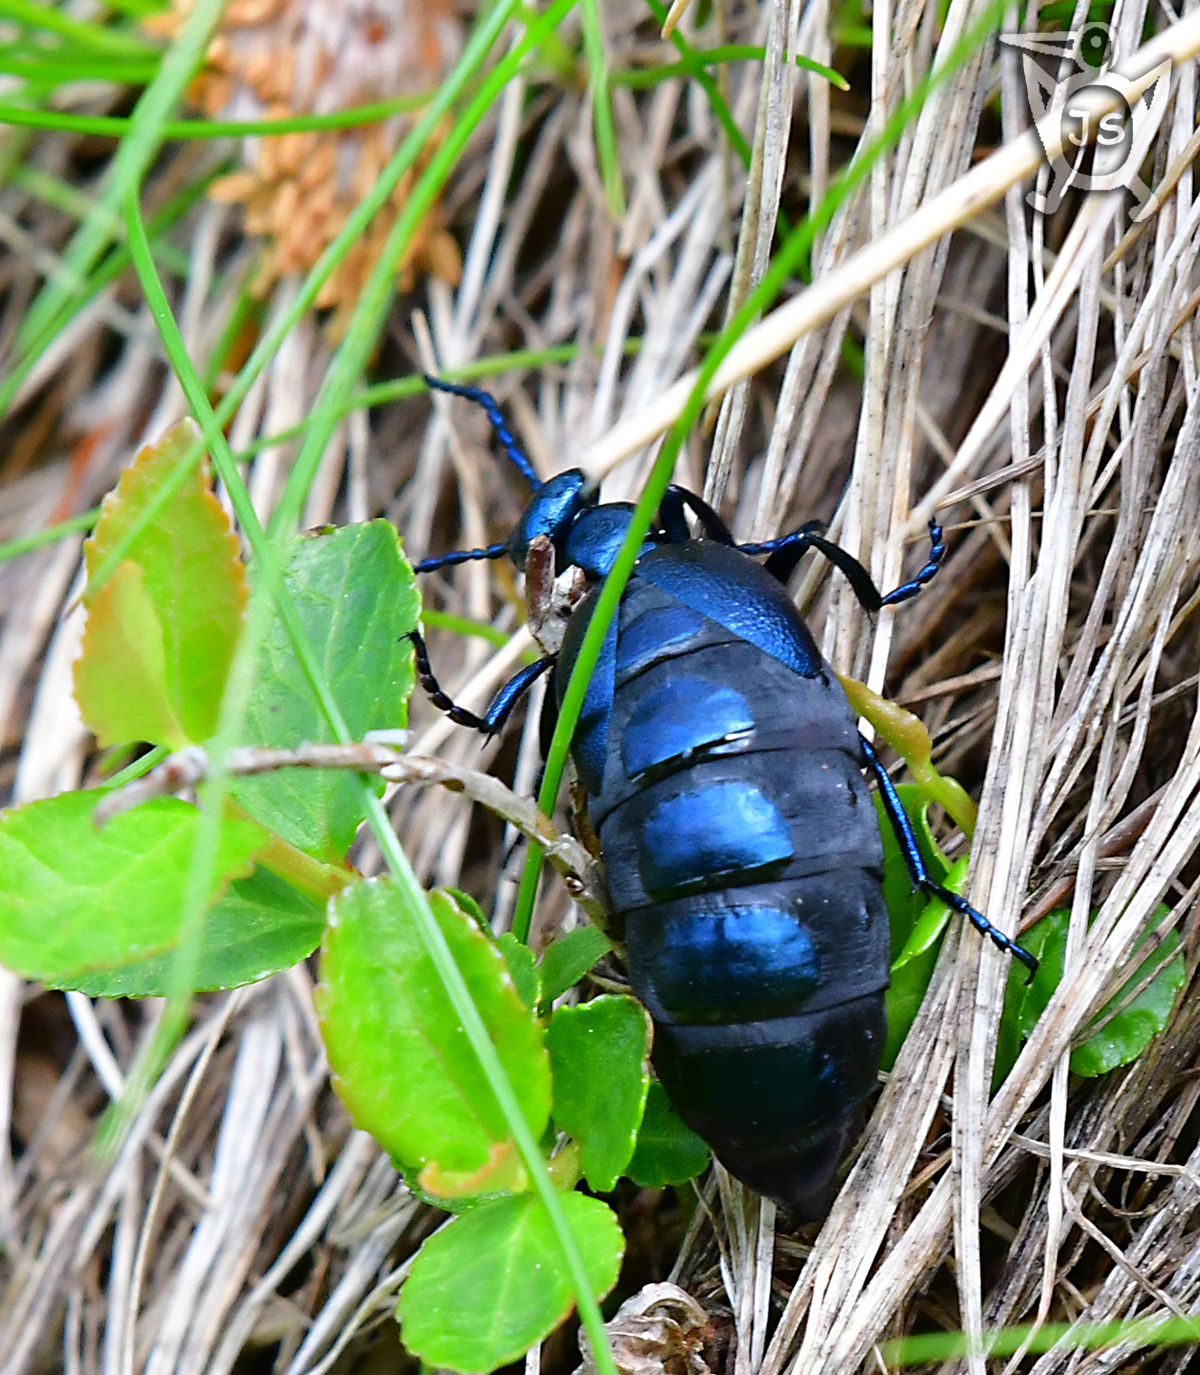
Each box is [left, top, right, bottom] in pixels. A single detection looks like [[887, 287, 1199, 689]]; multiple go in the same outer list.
[[582, 575, 890, 1215]]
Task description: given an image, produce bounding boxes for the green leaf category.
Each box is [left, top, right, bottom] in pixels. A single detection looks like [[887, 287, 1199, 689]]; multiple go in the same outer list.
[[881, 856, 962, 1070], [398, 1191, 624, 1373], [539, 924, 613, 1007], [446, 887, 489, 928], [232, 521, 419, 863], [874, 784, 949, 962], [625, 1080, 710, 1188], [547, 996, 651, 1192], [991, 904, 1184, 1085], [498, 932, 540, 1012], [0, 792, 264, 982], [992, 911, 1066, 1088], [1073, 908, 1184, 1077], [316, 881, 550, 1189], [74, 419, 247, 749], [53, 865, 326, 996]]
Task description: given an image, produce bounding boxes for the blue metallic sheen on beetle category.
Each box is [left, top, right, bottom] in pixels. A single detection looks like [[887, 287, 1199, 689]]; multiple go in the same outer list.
[[410, 376, 1037, 1217], [553, 538, 887, 1214]]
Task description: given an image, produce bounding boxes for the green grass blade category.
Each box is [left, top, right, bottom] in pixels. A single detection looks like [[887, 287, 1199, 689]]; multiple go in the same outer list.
[[580, 0, 625, 217], [0, 509, 98, 563], [12, 0, 225, 365], [643, 0, 752, 166], [268, 0, 579, 538], [612, 44, 849, 91], [0, 0, 155, 55], [881, 1315, 1200, 1364], [0, 51, 160, 83], [421, 609, 514, 649], [122, 178, 618, 1375], [93, 0, 164, 16], [0, 91, 437, 139]]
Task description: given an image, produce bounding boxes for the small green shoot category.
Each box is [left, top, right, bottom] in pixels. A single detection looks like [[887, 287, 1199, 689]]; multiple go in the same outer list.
[[547, 996, 652, 1191]]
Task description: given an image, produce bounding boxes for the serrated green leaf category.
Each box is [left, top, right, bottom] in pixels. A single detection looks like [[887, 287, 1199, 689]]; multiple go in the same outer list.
[[54, 865, 326, 996], [75, 419, 246, 748], [232, 521, 418, 864], [625, 1080, 710, 1188], [1073, 908, 1184, 1077], [316, 881, 550, 1182], [0, 793, 264, 982], [398, 1191, 624, 1373], [547, 996, 651, 1192], [498, 932, 540, 1011], [539, 924, 613, 1007], [874, 784, 949, 962]]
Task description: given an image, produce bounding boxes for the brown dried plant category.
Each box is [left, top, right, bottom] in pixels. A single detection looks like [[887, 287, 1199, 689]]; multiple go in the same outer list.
[[150, 0, 464, 335]]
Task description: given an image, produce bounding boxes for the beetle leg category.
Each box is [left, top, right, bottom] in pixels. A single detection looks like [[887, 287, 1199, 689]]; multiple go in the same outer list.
[[424, 375, 542, 489], [741, 518, 946, 612], [659, 486, 736, 544], [860, 735, 1039, 976], [877, 519, 946, 607], [737, 521, 826, 584], [407, 630, 555, 736], [748, 524, 881, 605], [412, 542, 508, 575]]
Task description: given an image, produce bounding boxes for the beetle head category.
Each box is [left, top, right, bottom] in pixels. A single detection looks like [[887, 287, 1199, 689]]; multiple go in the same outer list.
[[505, 470, 597, 570]]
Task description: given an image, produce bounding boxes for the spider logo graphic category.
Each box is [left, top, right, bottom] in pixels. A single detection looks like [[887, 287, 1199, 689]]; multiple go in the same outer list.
[[1001, 22, 1171, 221]]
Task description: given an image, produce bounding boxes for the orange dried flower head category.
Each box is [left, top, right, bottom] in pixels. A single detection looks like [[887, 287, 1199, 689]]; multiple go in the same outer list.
[[156, 0, 463, 335]]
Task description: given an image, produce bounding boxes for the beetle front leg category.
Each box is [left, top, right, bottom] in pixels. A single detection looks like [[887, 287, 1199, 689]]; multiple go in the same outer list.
[[407, 630, 554, 737], [860, 734, 1038, 975]]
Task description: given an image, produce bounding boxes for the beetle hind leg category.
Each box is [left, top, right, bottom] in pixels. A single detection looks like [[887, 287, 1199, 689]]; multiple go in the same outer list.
[[877, 518, 946, 608], [740, 517, 946, 613], [860, 735, 1038, 976]]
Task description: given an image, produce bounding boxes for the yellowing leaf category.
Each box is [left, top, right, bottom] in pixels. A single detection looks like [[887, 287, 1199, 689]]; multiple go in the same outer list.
[[418, 1141, 527, 1200], [75, 560, 187, 748], [75, 419, 247, 747]]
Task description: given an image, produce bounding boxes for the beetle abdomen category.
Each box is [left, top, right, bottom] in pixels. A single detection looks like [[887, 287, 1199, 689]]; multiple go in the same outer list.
[[652, 994, 886, 1215], [577, 566, 891, 1214]]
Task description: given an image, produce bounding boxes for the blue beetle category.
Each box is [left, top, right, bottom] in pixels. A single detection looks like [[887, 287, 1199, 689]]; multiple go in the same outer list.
[[409, 377, 1035, 1216]]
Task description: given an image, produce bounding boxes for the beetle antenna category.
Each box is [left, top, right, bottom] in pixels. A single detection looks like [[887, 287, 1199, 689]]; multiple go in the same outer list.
[[413, 543, 508, 574], [424, 376, 542, 490]]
